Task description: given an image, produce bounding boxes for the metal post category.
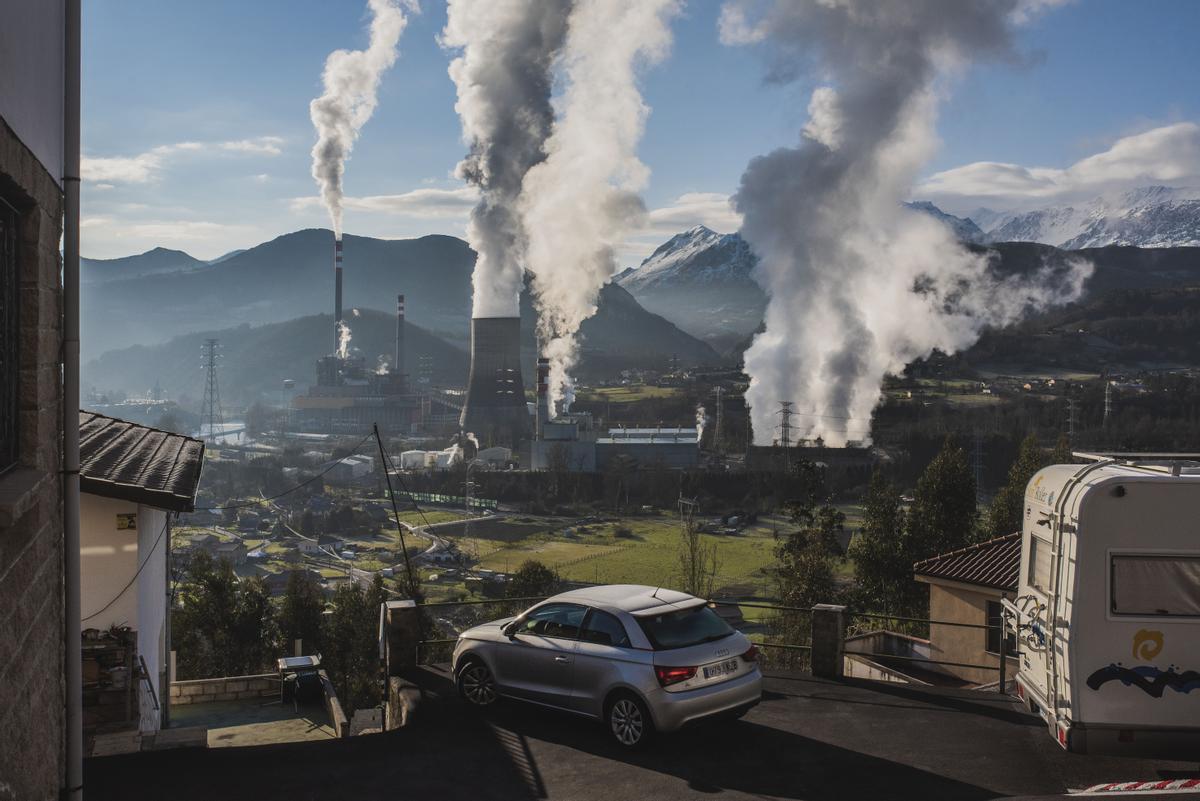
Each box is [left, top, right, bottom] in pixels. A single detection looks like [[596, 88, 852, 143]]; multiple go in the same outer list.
[[997, 609, 1007, 694], [375, 424, 417, 596]]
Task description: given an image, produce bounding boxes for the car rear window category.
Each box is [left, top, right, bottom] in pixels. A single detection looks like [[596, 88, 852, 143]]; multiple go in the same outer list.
[[636, 604, 733, 650]]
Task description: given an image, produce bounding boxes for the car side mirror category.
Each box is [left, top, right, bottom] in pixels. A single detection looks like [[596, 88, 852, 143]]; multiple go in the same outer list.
[[503, 619, 521, 638]]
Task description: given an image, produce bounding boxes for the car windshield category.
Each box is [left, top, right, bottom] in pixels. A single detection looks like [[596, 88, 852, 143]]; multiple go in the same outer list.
[[636, 604, 733, 650]]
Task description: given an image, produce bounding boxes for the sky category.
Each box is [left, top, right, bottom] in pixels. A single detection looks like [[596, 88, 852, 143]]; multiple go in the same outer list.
[[80, 0, 1200, 262]]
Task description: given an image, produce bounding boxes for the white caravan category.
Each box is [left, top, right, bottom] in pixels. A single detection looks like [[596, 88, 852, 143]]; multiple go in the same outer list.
[[1005, 455, 1200, 758]]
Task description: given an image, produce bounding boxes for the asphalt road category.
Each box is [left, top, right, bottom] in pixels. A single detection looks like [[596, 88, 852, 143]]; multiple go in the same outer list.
[[85, 669, 1198, 801]]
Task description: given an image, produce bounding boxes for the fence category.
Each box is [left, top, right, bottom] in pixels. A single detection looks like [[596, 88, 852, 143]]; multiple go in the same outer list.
[[411, 596, 1016, 692]]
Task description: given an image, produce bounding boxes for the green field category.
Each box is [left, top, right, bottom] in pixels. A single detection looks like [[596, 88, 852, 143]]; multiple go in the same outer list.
[[578, 385, 685, 403]]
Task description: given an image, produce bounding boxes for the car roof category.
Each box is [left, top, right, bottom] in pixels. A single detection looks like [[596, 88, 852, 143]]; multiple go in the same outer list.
[[548, 584, 704, 615]]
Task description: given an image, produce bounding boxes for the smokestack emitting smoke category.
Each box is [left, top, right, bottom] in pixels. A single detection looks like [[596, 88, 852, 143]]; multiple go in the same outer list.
[[721, 0, 1091, 446], [536, 356, 550, 440], [521, 0, 679, 409], [334, 238, 344, 353], [442, 0, 572, 319], [310, 0, 414, 239]]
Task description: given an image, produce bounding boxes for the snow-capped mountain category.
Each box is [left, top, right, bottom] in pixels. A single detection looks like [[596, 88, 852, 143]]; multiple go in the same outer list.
[[616, 225, 765, 350], [904, 201, 987, 244], [959, 186, 1200, 249], [617, 225, 758, 292]]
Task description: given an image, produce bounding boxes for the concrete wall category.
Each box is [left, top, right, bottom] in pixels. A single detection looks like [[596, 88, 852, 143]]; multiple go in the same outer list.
[[0, 2, 65, 184], [136, 507, 168, 732], [926, 581, 1016, 685], [0, 85, 66, 800], [169, 674, 279, 706]]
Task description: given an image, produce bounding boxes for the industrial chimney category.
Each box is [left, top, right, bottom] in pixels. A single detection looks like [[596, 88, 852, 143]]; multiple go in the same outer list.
[[394, 293, 405, 382], [333, 236, 344, 353], [535, 356, 550, 441], [460, 317, 529, 447]]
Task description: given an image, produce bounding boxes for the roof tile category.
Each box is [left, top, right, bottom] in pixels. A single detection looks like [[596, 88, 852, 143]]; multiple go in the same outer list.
[[912, 532, 1020, 591]]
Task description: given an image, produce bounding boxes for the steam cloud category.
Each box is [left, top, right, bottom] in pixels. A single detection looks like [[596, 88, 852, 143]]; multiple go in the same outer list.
[[336, 321, 353, 360], [522, 0, 680, 409], [442, 0, 572, 319], [722, 0, 1091, 446], [310, 0, 414, 238]]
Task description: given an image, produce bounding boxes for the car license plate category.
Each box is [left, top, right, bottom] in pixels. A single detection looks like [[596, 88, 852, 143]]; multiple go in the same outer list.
[[703, 659, 739, 680]]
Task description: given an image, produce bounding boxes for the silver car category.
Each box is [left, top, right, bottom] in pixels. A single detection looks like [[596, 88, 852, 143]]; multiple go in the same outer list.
[[451, 584, 762, 747]]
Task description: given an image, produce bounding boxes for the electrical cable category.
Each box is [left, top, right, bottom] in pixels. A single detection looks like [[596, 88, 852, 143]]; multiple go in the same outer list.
[[82, 513, 172, 623], [195, 431, 374, 511]]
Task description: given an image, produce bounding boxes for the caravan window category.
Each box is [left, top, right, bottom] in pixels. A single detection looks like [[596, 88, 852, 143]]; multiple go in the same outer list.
[[1111, 555, 1200, 617], [1028, 535, 1052, 593]]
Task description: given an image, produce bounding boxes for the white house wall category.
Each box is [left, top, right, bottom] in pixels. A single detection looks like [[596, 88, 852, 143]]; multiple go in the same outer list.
[[81, 495, 141, 630], [136, 505, 168, 733]]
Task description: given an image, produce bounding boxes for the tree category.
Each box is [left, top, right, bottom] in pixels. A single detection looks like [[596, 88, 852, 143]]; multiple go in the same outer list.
[[322, 576, 388, 712], [172, 551, 279, 679], [279, 571, 325, 655], [851, 470, 924, 616], [1050, 433, 1072, 464], [907, 436, 977, 557], [677, 510, 720, 598], [153, 411, 188, 436], [507, 560, 559, 599], [983, 433, 1049, 539]]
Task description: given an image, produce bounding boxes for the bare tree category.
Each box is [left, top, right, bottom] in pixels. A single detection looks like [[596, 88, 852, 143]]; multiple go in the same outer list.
[[677, 496, 719, 598]]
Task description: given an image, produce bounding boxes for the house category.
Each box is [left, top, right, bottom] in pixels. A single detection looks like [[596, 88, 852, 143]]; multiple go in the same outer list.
[[186, 532, 219, 552], [78, 411, 205, 735], [912, 533, 1020, 685], [0, 7, 73, 794], [299, 532, 344, 556], [321, 454, 374, 484], [213, 540, 248, 566]]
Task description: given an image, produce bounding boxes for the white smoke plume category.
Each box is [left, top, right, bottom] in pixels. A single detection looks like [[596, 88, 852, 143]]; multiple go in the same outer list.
[[310, 0, 414, 238], [721, 0, 1092, 446], [695, 404, 708, 443], [441, 0, 573, 319], [521, 0, 680, 409], [376, 355, 391, 375], [336, 321, 353, 360]]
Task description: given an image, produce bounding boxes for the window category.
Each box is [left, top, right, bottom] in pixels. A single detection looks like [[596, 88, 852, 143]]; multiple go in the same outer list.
[[636, 604, 733, 651], [579, 609, 631, 647], [517, 603, 587, 639], [1111, 555, 1200, 617], [0, 196, 17, 475], [1028, 535, 1051, 593], [985, 600, 1017, 655]]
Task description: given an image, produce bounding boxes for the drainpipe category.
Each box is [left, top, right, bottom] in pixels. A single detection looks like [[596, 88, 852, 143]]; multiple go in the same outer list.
[[64, 0, 83, 797]]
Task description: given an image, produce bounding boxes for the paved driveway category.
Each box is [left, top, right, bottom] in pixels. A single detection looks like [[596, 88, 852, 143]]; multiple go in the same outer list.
[[85, 670, 1197, 801]]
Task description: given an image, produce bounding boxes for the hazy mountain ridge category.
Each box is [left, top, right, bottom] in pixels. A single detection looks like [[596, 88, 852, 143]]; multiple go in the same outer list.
[[940, 186, 1200, 249], [81, 247, 208, 284]]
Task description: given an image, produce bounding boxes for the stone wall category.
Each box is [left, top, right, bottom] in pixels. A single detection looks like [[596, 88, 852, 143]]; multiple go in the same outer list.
[[0, 115, 65, 801], [169, 674, 279, 706]]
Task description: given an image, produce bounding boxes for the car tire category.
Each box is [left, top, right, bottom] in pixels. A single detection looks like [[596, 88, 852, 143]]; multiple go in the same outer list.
[[606, 692, 654, 748], [457, 658, 498, 707]]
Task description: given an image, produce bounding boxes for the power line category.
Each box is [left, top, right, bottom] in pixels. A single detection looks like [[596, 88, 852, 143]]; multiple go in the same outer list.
[[201, 338, 224, 445], [196, 431, 375, 511], [82, 514, 172, 623]]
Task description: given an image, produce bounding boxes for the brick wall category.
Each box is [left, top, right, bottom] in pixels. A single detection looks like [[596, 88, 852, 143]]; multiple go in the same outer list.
[[0, 116, 65, 801], [169, 674, 279, 706]]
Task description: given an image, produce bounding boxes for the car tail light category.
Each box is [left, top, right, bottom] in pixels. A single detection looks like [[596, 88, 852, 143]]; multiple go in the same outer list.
[[655, 665, 697, 687], [741, 645, 759, 663]]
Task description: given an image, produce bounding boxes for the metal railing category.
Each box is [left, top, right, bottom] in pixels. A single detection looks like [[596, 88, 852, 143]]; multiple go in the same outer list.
[[411, 596, 1016, 691]]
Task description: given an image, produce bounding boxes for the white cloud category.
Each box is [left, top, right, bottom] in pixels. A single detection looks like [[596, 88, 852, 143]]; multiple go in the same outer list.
[[81, 136, 285, 184], [290, 186, 480, 219], [917, 122, 1200, 210], [252, 173, 271, 184]]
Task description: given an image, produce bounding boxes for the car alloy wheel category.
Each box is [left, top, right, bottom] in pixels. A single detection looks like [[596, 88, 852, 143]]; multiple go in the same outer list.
[[459, 662, 496, 706], [609, 698, 645, 746]]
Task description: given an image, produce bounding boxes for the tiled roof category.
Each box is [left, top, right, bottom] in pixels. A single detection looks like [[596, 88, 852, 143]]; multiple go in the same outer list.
[[912, 532, 1020, 591], [79, 411, 206, 512]]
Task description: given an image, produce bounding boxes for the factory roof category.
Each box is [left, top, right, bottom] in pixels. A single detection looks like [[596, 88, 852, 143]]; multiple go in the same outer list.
[[600, 426, 700, 445], [79, 410, 206, 512]]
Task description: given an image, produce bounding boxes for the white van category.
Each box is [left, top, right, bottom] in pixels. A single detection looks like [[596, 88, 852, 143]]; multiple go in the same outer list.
[[1005, 456, 1200, 758]]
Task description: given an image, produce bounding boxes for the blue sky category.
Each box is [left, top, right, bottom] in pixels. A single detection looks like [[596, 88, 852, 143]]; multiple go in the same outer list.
[[80, 0, 1200, 260]]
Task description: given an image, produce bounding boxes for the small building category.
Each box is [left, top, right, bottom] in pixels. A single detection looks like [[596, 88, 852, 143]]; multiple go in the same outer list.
[[476, 445, 512, 467], [913, 533, 1020, 685], [186, 532, 219, 552], [299, 532, 344, 556], [213, 540, 248, 566], [322, 453, 375, 485], [78, 411, 205, 735], [595, 426, 700, 471]]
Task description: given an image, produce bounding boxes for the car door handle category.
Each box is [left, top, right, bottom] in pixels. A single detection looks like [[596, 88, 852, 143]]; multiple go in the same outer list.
[[554, 656, 570, 663]]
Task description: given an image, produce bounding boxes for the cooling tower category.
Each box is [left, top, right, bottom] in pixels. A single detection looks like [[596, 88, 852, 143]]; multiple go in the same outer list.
[[460, 317, 529, 447]]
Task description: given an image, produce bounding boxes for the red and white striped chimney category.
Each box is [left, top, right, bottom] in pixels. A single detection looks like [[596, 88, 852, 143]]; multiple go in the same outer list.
[[333, 236, 344, 353], [394, 293, 405, 378]]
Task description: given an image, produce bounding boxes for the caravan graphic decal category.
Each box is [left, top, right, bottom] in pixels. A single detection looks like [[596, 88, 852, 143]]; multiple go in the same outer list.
[[1086, 664, 1200, 698]]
